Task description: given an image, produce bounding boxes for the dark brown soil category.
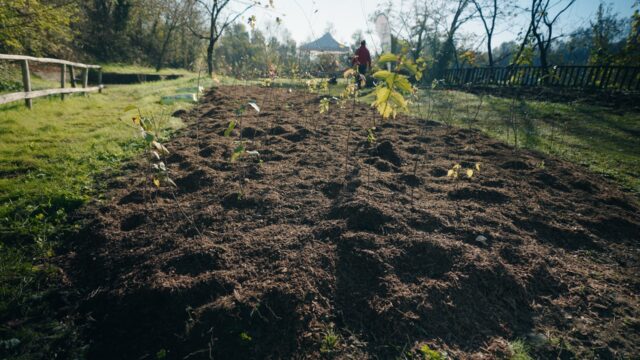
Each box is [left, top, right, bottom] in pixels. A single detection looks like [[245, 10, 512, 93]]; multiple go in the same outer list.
[[63, 86, 640, 359]]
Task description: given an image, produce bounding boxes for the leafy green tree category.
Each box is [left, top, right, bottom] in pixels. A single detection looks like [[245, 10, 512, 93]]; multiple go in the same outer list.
[[588, 2, 626, 65], [214, 23, 299, 78], [0, 0, 78, 57], [81, 0, 135, 61], [189, 0, 258, 76], [619, 1, 640, 64]]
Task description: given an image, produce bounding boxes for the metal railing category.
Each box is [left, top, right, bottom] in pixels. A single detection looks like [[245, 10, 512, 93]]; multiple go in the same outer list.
[[443, 65, 640, 91]]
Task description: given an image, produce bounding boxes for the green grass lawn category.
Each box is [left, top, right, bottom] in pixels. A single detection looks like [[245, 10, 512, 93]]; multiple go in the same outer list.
[[0, 63, 60, 94], [0, 62, 193, 98], [0, 73, 220, 358]]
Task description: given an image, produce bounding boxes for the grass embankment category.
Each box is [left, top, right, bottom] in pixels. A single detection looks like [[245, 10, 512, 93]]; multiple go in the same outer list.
[[100, 63, 194, 75], [0, 63, 194, 97], [0, 73, 215, 357], [0, 63, 59, 94]]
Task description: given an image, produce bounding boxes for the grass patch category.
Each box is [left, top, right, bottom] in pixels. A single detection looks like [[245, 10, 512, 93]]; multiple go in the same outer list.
[[0, 63, 60, 94], [509, 340, 533, 360], [0, 73, 216, 358], [99, 63, 194, 75]]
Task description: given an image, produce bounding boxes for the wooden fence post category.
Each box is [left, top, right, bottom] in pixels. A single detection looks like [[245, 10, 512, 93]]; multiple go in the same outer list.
[[601, 66, 612, 89], [626, 68, 638, 89], [70, 66, 77, 88], [591, 67, 600, 87], [580, 67, 589, 87], [571, 67, 580, 87], [21, 60, 32, 109], [98, 68, 103, 93], [82, 67, 89, 96], [61, 64, 66, 100]]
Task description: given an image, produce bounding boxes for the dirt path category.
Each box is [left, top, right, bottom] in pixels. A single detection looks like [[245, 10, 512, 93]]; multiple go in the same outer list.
[[64, 86, 640, 359]]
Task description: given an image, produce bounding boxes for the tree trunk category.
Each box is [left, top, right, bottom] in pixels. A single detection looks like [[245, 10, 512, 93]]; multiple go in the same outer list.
[[487, 37, 493, 67], [207, 11, 216, 76], [207, 41, 214, 75], [538, 45, 550, 84], [156, 27, 176, 71], [433, 0, 468, 78]]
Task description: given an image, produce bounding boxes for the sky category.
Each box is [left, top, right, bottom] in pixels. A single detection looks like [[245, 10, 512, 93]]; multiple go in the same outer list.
[[235, 0, 637, 53]]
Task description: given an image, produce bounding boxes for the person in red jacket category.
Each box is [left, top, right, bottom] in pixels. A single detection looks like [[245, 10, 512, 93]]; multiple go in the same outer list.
[[352, 40, 371, 87]]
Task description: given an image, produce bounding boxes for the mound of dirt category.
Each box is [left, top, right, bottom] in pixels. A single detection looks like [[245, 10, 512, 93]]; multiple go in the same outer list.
[[62, 86, 640, 359]]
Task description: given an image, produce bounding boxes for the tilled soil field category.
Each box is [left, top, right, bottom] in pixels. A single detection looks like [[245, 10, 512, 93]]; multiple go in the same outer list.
[[64, 86, 640, 359]]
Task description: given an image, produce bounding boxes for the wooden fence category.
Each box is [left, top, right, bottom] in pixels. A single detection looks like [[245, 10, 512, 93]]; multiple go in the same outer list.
[[443, 65, 640, 91], [0, 54, 103, 109]]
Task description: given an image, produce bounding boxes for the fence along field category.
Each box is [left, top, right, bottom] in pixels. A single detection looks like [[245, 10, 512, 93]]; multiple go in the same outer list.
[[444, 65, 640, 90], [0, 54, 104, 109]]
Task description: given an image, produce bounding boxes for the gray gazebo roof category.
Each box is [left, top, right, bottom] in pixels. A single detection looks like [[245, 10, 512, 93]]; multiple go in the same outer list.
[[300, 33, 349, 53]]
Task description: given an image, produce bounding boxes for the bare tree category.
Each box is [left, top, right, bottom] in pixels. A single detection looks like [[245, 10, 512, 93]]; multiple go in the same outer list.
[[471, 0, 499, 67], [433, 0, 475, 77], [530, 0, 576, 75], [511, 18, 536, 66], [375, 0, 445, 62], [512, 0, 576, 75], [409, 1, 431, 61], [190, 0, 257, 75]]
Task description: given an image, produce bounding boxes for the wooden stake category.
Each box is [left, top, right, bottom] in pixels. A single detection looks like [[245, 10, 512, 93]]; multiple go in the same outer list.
[[61, 64, 66, 100], [70, 66, 77, 88], [82, 68, 89, 96], [21, 60, 32, 109]]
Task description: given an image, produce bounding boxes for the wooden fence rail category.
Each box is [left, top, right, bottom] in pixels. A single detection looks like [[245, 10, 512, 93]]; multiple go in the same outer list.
[[0, 54, 103, 109], [442, 65, 640, 91]]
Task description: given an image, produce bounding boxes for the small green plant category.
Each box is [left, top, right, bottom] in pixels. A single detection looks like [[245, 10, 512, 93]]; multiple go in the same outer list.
[[447, 163, 481, 180], [448, 162, 482, 224], [239, 331, 253, 342], [509, 340, 533, 360], [319, 78, 329, 95], [319, 97, 330, 114], [156, 349, 167, 359], [306, 78, 320, 93], [341, 67, 363, 177], [289, 62, 300, 80], [320, 328, 339, 354], [224, 102, 261, 198], [371, 53, 422, 121], [122, 106, 206, 237], [419, 344, 445, 360], [123, 105, 176, 188], [545, 334, 576, 356], [367, 127, 377, 144], [224, 101, 260, 161]]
